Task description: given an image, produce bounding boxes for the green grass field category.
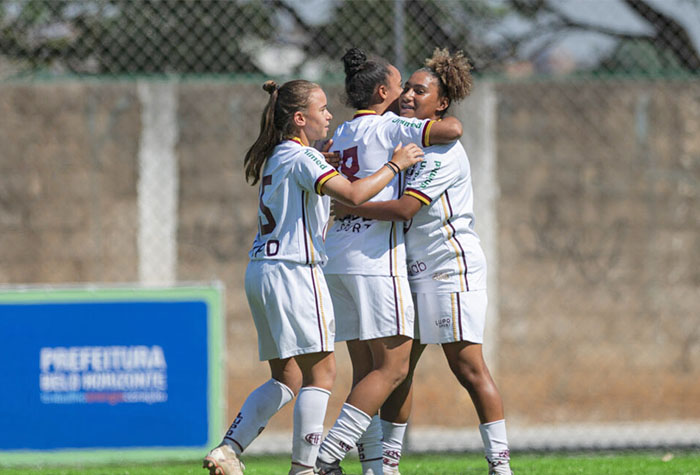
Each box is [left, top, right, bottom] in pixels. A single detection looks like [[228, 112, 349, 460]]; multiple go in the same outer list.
[[1, 451, 699, 474]]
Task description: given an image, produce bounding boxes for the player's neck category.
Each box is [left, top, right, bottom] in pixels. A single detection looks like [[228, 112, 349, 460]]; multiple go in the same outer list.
[[295, 131, 310, 146]]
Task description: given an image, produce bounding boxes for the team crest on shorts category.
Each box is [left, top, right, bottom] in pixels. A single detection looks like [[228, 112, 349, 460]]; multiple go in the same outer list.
[[305, 432, 322, 445]]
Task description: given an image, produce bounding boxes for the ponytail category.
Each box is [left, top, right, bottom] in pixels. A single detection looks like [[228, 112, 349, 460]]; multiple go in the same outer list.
[[341, 47, 391, 110], [244, 79, 319, 185], [244, 80, 281, 185]]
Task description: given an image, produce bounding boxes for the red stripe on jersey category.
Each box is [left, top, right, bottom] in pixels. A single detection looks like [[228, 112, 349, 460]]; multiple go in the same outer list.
[[353, 109, 378, 119], [421, 120, 435, 147], [391, 276, 401, 334], [309, 264, 326, 351], [404, 188, 432, 205], [288, 137, 304, 146], [444, 190, 469, 291], [315, 169, 339, 195], [300, 190, 310, 265], [456, 291, 464, 341]]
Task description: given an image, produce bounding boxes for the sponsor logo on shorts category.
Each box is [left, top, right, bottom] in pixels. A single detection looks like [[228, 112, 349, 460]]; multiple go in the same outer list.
[[434, 317, 451, 328], [408, 261, 426, 275], [432, 272, 450, 281], [304, 432, 322, 445]]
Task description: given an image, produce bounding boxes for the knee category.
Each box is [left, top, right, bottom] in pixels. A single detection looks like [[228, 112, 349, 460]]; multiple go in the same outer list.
[[278, 374, 302, 396], [308, 362, 336, 391], [452, 363, 488, 390], [381, 360, 410, 390]]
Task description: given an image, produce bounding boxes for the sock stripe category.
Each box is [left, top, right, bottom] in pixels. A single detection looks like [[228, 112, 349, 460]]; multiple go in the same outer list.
[[224, 436, 244, 453]]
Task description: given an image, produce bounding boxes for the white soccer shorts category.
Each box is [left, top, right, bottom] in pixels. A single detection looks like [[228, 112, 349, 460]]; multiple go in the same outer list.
[[325, 274, 414, 342], [245, 259, 335, 361], [413, 289, 487, 344]]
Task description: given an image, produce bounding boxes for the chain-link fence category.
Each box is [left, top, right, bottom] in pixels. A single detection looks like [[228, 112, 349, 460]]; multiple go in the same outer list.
[[1, 0, 699, 453], [2, 0, 700, 79]]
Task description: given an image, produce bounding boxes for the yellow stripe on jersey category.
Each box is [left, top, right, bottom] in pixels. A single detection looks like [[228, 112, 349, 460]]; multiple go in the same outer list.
[[288, 136, 304, 146], [391, 224, 406, 333], [353, 109, 378, 119], [440, 195, 467, 291], [422, 120, 435, 147], [311, 264, 330, 350], [404, 189, 431, 206], [315, 169, 339, 195], [305, 192, 315, 265]]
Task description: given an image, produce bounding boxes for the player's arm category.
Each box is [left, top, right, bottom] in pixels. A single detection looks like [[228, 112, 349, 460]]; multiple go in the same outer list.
[[332, 194, 422, 222], [322, 144, 423, 206], [425, 117, 462, 145]]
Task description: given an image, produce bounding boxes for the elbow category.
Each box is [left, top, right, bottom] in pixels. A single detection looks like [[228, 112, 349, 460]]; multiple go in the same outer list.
[[345, 193, 366, 207], [448, 120, 463, 140], [395, 209, 415, 221]]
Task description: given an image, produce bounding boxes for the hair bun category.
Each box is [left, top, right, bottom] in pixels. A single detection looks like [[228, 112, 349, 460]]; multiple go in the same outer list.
[[262, 80, 279, 94], [342, 48, 367, 76]]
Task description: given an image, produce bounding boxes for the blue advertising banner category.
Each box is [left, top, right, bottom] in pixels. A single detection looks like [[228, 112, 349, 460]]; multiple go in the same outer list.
[[0, 285, 224, 464]]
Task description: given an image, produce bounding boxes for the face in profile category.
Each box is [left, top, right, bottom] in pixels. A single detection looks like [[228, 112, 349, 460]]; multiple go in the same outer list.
[[302, 87, 333, 141], [384, 65, 404, 113], [399, 70, 448, 121]]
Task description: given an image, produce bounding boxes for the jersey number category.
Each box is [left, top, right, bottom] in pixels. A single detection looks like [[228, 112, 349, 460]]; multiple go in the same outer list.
[[340, 146, 360, 182], [259, 175, 276, 235]]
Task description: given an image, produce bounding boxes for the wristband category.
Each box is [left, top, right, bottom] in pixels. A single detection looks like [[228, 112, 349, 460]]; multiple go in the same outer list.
[[384, 162, 398, 176], [386, 161, 401, 174]]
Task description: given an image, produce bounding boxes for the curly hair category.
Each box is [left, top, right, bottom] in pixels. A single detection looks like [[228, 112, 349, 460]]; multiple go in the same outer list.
[[423, 48, 473, 116]]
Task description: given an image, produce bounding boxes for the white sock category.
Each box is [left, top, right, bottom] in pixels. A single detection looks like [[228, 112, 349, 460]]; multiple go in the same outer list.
[[381, 419, 407, 471], [223, 378, 294, 454], [317, 403, 372, 464], [479, 419, 511, 468], [357, 415, 383, 474], [292, 387, 331, 469]]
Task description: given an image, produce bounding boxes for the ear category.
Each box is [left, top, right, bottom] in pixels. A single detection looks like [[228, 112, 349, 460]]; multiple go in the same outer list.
[[437, 96, 450, 114], [376, 83, 388, 101], [293, 110, 306, 128]]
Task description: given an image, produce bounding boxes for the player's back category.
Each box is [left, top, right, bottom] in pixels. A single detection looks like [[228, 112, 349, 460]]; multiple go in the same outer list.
[[324, 111, 430, 276]]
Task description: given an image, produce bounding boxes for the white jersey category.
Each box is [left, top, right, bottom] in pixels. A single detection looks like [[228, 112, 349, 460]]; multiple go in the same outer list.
[[248, 139, 339, 265], [324, 110, 435, 276], [403, 141, 487, 293]]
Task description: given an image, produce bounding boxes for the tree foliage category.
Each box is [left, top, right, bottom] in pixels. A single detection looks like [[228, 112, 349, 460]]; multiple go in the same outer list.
[[0, 0, 698, 78]]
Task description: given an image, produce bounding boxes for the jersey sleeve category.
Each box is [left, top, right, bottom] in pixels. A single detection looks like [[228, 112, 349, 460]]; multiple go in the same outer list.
[[403, 152, 455, 205], [294, 147, 340, 195], [382, 112, 435, 148]]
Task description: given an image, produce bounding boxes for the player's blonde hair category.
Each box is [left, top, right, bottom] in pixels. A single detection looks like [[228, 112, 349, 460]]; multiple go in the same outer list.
[[244, 79, 320, 185], [423, 48, 473, 117]]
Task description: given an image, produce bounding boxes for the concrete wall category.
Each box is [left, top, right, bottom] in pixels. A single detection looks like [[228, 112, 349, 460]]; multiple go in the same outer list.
[[0, 78, 698, 435]]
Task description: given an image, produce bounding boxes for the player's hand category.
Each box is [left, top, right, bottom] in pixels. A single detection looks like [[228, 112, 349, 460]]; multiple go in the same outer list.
[[390, 143, 424, 171], [315, 139, 341, 168], [331, 199, 353, 220]]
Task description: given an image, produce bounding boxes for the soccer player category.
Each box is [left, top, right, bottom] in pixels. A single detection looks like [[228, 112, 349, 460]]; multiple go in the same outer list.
[[332, 49, 513, 475], [315, 48, 463, 475], [202, 79, 424, 475]]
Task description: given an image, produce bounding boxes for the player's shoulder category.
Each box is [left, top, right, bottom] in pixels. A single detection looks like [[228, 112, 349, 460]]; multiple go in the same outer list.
[[296, 145, 335, 172], [381, 111, 424, 127]]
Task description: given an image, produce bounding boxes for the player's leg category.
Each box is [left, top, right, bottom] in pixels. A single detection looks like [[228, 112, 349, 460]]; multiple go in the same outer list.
[[346, 339, 383, 475], [442, 341, 511, 474], [316, 334, 412, 473], [225, 358, 300, 454], [289, 351, 336, 475], [379, 340, 426, 474], [203, 358, 298, 475]]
